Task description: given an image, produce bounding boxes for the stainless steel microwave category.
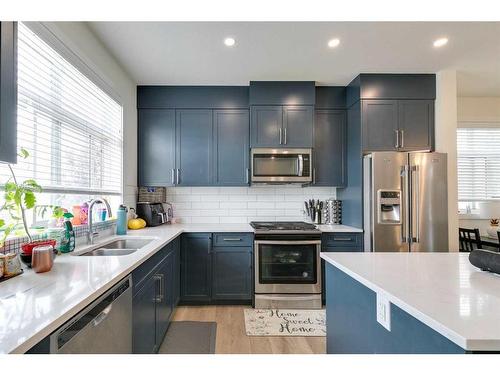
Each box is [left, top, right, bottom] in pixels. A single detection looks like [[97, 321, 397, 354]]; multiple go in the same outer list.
[[251, 148, 312, 184]]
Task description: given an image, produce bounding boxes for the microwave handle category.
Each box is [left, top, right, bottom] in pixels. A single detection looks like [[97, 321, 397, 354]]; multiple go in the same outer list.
[[298, 155, 304, 177]]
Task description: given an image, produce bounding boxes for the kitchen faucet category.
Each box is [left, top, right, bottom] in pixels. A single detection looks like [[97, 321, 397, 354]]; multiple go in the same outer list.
[[87, 198, 112, 245]]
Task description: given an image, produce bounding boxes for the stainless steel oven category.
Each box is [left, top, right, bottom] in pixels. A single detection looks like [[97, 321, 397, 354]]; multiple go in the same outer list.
[[251, 148, 312, 184], [253, 234, 322, 308]]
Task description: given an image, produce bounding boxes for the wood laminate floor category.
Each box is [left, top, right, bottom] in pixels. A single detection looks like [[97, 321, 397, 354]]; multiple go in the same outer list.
[[171, 305, 326, 354]]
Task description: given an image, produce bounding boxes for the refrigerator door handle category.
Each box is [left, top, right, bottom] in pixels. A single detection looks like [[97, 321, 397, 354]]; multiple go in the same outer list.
[[400, 165, 410, 243], [411, 165, 420, 243]]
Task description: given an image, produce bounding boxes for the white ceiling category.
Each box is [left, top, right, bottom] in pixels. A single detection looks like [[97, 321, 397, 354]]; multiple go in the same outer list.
[[87, 22, 500, 96]]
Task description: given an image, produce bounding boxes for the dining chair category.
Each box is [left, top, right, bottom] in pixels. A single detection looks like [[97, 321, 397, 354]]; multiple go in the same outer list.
[[458, 227, 482, 252]]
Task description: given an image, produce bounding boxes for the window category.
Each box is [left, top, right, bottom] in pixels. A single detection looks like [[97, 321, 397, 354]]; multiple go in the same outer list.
[[0, 23, 123, 224], [457, 127, 500, 202]]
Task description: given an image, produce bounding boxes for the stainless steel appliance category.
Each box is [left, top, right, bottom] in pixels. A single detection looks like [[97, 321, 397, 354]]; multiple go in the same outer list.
[[251, 148, 312, 184], [363, 152, 448, 252], [136, 202, 172, 227], [50, 276, 132, 353], [251, 221, 322, 308]]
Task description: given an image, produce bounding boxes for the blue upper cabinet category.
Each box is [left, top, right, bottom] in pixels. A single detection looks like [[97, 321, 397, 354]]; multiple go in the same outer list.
[[250, 106, 282, 147], [213, 109, 250, 186], [137, 86, 251, 187], [138, 109, 176, 186], [397, 100, 434, 151], [282, 106, 313, 147], [0, 22, 17, 164], [249, 81, 315, 148], [314, 109, 346, 186], [175, 109, 213, 186]]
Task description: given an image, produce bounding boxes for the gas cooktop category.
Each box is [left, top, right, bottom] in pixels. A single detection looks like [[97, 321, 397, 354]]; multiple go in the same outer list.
[[250, 221, 320, 233]]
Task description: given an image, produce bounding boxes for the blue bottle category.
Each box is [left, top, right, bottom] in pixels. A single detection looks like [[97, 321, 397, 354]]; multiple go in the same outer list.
[[116, 205, 128, 235]]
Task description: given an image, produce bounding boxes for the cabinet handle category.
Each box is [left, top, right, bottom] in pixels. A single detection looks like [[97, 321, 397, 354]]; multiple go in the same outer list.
[[313, 167, 316, 185], [279, 128, 283, 145], [171, 169, 175, 185], [153, 274, 163, 302], [223, 238, 242, 241], [176, 169, 180, 184], [394, 130, 400, 148], [284, 127, 287, 145], [399, 130, 404, 148], [246, 168, 249, 184], [333, 237, 354, 241]]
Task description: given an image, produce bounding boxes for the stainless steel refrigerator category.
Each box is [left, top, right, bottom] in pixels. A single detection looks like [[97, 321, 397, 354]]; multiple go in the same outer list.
[[363, 152, 448, 252]]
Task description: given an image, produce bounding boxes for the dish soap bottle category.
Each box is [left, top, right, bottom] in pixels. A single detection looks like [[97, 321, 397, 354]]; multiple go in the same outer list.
[[116, 205, 128, 235], [60, 213, 76, 253]]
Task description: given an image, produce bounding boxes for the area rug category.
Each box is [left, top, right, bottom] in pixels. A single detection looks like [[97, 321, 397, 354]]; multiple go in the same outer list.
[[244, 309, 326, 337], [158, 321, 217, 354]]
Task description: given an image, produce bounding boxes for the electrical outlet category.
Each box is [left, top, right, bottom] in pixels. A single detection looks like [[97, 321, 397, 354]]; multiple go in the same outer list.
[[376, 292, 391, 331]]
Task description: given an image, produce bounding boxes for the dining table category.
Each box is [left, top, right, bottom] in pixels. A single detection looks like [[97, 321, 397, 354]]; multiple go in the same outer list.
[[481, 233, 500, 250]]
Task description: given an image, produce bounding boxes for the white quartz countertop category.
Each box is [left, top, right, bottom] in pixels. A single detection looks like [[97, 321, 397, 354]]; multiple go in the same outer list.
[[320, 252, 500, 351], [0, 222, 361, 354], [315, 224, 363, 233]]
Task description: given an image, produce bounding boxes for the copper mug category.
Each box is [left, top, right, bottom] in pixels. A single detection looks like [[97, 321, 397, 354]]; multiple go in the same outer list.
[[32, 245, 55, 273]]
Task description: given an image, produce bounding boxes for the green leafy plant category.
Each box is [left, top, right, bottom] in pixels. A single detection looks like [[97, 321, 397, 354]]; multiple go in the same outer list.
[[0, 148, 63, 247]]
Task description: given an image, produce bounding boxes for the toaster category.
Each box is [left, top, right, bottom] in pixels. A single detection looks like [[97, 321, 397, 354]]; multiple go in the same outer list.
[[136, 202, 173, 227]]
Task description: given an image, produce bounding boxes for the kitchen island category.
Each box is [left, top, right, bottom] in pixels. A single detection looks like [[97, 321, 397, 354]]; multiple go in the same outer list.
[[321, 252, 500, 353]]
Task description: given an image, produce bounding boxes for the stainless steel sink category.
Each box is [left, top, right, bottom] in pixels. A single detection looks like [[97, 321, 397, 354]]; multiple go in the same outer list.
[[81, 249, 138, 257], [79, 238, 153, 256], [99, 239, 153, 250]]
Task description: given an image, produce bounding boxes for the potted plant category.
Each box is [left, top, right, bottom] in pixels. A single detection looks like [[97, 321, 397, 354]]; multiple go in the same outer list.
[[0, 148, 64, 255]]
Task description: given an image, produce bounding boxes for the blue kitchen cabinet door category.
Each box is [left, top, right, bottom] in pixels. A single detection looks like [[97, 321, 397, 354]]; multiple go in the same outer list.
[[0, 22, 17, 164], [250, 105, 283, 147], [132, 275, 158, 354], [213, 109, 250, 186], [138, 109, 176, 186], [282, 106, 313, 147], [175, 109, 213, 186], [362, 100, 399, 152], [155, 250, 174, 345], [180, 233, 212, 303], [314, 110, 346, 186], [212, 247, 253, 301], [397, 100, 434, 151]]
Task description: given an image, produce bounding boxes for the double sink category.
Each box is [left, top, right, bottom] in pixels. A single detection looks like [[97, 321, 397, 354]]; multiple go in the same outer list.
[[79, 238, 153, 257]]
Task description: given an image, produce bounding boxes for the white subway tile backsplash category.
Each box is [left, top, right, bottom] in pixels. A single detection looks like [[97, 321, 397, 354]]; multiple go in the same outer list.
[[167, 186, 336, 224], [248, 201, 276, 209], [219, 201, 247, 209], [191, 201, 220, 209]]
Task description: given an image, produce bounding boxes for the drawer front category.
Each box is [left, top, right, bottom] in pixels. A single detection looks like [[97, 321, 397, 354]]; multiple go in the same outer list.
[[323, 233, 362, 249], [213, 233, 253, 247]]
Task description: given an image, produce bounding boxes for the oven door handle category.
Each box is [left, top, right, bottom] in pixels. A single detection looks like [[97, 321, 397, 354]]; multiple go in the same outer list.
[[254, 240, 321, 245]]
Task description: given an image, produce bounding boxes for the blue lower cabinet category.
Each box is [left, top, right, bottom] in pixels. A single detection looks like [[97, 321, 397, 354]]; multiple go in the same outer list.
[[172, 237, 181, 306], [180, 233, 253, 304], [322, 232, 363, 252], [132, 242, 180, 354], [132, 276, 158, 354], [325, 264, 465, 354], [212, 247, 252, 301], [180, 233, 212, 303], [155, 250, 174, 343]]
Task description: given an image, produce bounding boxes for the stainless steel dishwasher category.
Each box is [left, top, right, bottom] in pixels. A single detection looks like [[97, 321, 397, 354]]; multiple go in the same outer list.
[[50, 276, 132, 354]]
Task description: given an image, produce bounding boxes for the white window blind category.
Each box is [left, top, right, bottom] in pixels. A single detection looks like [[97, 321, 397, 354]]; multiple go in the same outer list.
[[0, 23, 123, 195], [457, 127, 500, 201]]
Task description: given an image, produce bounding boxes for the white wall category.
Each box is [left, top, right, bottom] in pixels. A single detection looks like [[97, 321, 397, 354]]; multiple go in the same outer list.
[[167, 186, 336, 224], [39, 22, 137, 208], [435, 70, 459, 251], [458, 97, 500, 123], [457, 96, 500, 235]]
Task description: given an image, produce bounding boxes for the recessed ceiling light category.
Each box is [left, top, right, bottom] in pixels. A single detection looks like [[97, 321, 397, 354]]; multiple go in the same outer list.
[[224, 37, 236, 47], [328, 38, 340, 48], [433, 37, 448, 48]]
